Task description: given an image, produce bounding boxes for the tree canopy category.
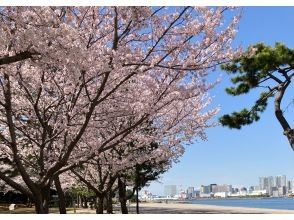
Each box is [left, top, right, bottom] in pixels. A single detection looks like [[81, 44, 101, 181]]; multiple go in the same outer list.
[[220, 43, 294, 150], [0, 6, 240, 213]]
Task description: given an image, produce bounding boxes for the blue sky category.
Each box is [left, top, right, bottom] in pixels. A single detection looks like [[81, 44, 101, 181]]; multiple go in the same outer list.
[[146, 7, 294, 195]]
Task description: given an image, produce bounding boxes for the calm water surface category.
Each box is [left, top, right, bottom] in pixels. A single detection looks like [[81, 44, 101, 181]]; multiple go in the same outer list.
[[189, 198, 294, 210]]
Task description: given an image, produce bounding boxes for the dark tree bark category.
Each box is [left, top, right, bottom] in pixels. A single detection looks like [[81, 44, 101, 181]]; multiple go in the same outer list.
[[34, 186, 50, 214], [83, 196, 88, 208], [54, 176, 67, 214], [118, 177, 128, 214], [81, 196, 85, 208], [136, 186, 139, 214], [106, 191, 113, 214], [274, 82, 294, 150], [0, 51, 38, 66], [96, 196, 104, 214], [135, 165, 140, 214], [77, 195, 81, 208]]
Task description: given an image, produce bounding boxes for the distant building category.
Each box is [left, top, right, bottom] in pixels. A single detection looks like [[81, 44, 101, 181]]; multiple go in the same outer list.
[[164, 185, 177, 197], [272, 189, 279, 197], [187, 187, 195, 199], [278, 186, 287, 196], [232, 188, 239, 193], [259, 176, 274, 195], [288, 180, 294, 193], [287, 181, 292, 192], [249, 189, 267, 196], [200, 185, 211, 194], [215, 184, 232, 193], [214, 192, 228, 198], [199, 193, 211, 198], [240, 187, 247, 195], [195, 190, 200, 197], [275, 175, 287, 188], [210, 184, 217, 193]]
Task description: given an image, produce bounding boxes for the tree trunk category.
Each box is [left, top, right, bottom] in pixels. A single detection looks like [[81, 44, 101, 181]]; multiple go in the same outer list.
[[96, 196, 104, 214], [136, 187, 139, 214], [81, 196, 85, 208], [27, 197, 33, 208], [34, 198, 44, 214], [77, 195, 80, 208], [274, 83, 294, 151], [135, 165, 139, 214], [106, 191, 113, 214], [118, 177, 128, 214], [34, 186, 50, 214], [54, 176, 67, 214], [84, 196, 88, 208]]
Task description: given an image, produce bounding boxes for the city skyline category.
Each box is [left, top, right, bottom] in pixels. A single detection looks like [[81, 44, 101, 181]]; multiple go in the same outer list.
[[144, 174, 294, 197]]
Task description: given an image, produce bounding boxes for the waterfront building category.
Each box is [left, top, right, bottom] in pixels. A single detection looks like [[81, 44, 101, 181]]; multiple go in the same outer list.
[[233, 188, 239, 193], [250, 189, 267, 196], [278, 186, 287, 196], [259, 176, 275, 195], [187, 187, 195, 199], [164, 185, 177, 197], [275, 175, 287, 188], [214, 192, 228, 198], [240, 187, 247, 192], [210, 184, 217, 193], [200, 185, 211, 194], [199, 193, 211, 198], [271, 186, 278, 192], [195, 190, 200, 197], [291, 180, 294, 193], [215, 184, 232, 193], [239, 188, 248, 196], [287, 181, 292, 192], [259, 176, 267, 190], [272, 190, 279, 197]]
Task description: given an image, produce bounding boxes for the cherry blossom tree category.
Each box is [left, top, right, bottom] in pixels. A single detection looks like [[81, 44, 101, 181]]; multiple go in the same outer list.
[[0, 6, 240, 213], [70, 138, 172, 214]]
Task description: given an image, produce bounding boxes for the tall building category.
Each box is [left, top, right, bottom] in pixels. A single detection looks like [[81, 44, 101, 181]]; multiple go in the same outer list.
[[200, 185, 211, 194], [259, 176, 274, 195], [290, 180, 294, 192], [275, 175, 287, 188], [215, 184, 232, 193], [278, 186, 287, 196], [187, 187, 195, 198], [210, 184, 217, 193], [164, 185, 177, 197], [287, 181, 292, 192], [268, 176, 274, 188], [259, 177, 267, 190]]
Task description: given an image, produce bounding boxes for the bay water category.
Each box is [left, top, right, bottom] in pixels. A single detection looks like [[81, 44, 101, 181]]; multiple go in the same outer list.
[[189, 198, 294, 210]]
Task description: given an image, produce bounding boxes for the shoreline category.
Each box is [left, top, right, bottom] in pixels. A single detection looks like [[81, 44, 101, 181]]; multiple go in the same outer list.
[[137, 202, 294, 214]]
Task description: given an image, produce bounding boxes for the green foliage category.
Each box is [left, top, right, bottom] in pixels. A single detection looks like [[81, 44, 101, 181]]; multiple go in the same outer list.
[[135, 160, 168, 190], [69, 184, 95, 197], [220, 91, 271, 129], [219, 43, 294, 129], [123, 142, 170, 194]]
